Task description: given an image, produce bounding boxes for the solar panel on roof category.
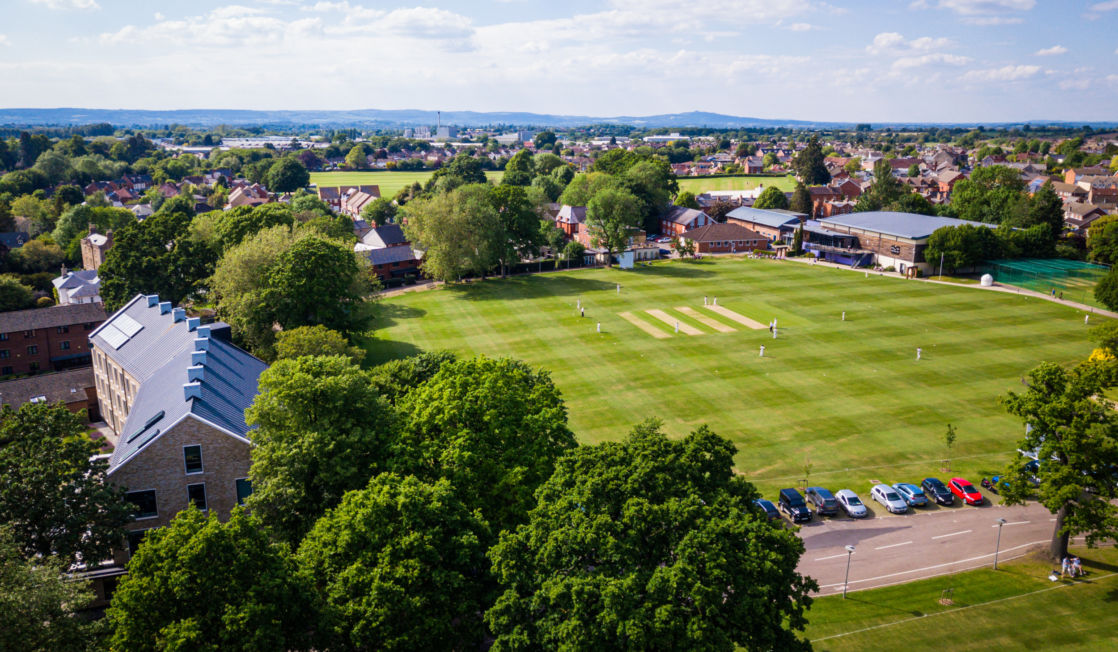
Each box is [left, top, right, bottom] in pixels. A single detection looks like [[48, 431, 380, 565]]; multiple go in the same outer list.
[[115, 314, 144, 337], [99, 324, 129, 349]]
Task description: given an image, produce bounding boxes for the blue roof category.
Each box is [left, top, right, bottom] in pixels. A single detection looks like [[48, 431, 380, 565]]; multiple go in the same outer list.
[[820, 212, 997, 240], [97, 295, 267, 474], [726, 206, 804, 229]]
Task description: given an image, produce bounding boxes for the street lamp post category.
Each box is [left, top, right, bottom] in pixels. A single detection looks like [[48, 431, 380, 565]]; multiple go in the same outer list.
[[842, 545, 856, 598], [994, 518, 1007, 570]]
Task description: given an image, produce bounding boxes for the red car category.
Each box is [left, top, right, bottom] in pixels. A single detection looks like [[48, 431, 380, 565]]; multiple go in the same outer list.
[[948, 477, 984, 505]]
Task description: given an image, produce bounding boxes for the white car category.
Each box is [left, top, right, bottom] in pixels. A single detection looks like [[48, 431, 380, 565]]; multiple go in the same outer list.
[[871, 484, 909, 514], [835, 489, 868, 518]]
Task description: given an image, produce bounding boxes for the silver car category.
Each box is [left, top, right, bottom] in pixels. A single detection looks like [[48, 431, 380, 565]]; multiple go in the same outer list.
[[871, 483, 909, 514], [835, 489, 868, 518]]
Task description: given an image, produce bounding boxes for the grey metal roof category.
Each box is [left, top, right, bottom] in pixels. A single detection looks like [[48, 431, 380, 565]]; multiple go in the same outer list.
[[365, 246, 418, 266], [101, 295, 267, 474], [725, 206, 803, 229], [820, 211, 997, 240]]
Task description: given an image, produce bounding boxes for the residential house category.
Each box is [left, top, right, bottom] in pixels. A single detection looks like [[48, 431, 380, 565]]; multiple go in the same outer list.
[[1051, 181, 1089, 203], [0, 302, 106, 377], [660, 205, 715, 237], [1064, 203, 1107, 233], [342, 189, 379, 218], [1064, 166, 1111, 185], [52, 268, 102, 305], [0, 367, 99, 423], [680, 223, 767, 254], [89, 295, 265, 566], [225, 184, 270, 209], [555, 205, 586, 238], [354, 224, 420, 282]]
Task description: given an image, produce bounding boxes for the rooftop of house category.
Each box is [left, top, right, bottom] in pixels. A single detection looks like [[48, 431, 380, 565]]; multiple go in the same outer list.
[[94, 294, 267, 474], [0, 302, 106, 334], [820, 211, 996, 240], [680, 222, 765, 242], [556, 205, 587, 224], [360, 223, 408, 248], [0, 367, 94, 409], [365, 246, 418, 266], [725, 206, 805, 228], [662, 205, 707, 225], [52, 269, 99, 291]]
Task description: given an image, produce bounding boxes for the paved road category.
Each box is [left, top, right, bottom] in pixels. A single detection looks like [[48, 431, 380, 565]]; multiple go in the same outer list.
[[795, 501, 1073, 595]]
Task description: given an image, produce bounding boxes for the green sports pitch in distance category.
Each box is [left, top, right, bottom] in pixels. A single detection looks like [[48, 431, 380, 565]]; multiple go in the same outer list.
[[675, 174, 797, 195], [362, 258, 1102, 496], [309, 170, 504, 198]]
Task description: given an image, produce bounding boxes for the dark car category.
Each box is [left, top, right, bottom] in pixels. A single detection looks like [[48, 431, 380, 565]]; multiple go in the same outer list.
[[805, 487, 839, 516], [921, 477, 954, 506], [778, 488, 813, 523], [754, 498, 780, 521]]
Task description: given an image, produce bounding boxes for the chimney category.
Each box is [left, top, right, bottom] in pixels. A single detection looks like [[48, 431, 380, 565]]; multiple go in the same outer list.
[[193, 337, 210, 352], [187, 317, 200, 332], [159, 301, 172, 314], [187, 365, 205, 382], [183, 382, 202, 401], [196, 326, 211, 339], [88, 223, 97, 235], [172, 308, 186, 323], [146, 294, 160, 307], [191, 350, 207, 366]]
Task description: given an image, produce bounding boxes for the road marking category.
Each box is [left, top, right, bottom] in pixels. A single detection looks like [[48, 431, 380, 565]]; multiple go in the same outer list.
[[817, 540, 1049, 589], [874, 541, 913, 550], [814, 553, 851, 561], [991, 520, 1030, 527], [932, 529, 972, 540]]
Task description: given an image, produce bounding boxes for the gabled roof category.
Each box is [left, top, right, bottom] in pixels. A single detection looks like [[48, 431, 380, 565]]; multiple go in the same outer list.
[[52, 269, 99, 291], [556, 205, 586, 224], [361, 224, 407, 248], [0, 302, 106, 333], [0, 367, 94, 409], [365, 246, 418, 266], [662, 205, 707, 226], [98, 294, 267, 474]]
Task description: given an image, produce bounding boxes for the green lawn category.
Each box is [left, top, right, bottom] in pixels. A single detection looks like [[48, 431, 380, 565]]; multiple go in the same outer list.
[[362, 258, 1103, 497], [807, 545, 1118, 650], [309, 170, 503, 199], [676, 174, 797, 195]]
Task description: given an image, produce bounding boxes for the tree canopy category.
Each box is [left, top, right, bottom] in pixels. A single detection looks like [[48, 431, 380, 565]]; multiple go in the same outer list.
[[107, 508, 316, 651], [246, 354, 396, 543], [792, 135, 830, 185], [266, 157, 310, 193], [297, 474, 491, 651], [753, 185, 789, 210], [0, 402, 131, 565], [274, 324, 365, 364], [486, 420, 815, 651], [585, 187, 642, 266], [402, 184, 502, 281]]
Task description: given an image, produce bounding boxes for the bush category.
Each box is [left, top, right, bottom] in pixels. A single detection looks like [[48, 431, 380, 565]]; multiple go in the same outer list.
[[753, 249, 776, 257], [35, 296, 53, 308], [1095, 267, 1118, 311]]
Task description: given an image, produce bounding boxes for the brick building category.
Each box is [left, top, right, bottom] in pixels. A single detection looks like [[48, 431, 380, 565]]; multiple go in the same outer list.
[[660, 205, 715, 237], [81, 228, 113, 271], [0, 367, 99, 422], [724, 206, 806, 243], [680, 223, 767, 253], [0, 303, 106, 378], [89, 294, 265, 562], [555, 204, 586, 237]]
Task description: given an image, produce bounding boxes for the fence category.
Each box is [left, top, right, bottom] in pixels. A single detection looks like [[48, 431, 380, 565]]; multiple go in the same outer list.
[[982, 259, 1110, 307]]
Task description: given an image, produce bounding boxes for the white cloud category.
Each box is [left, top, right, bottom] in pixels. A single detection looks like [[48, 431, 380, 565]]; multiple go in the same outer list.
[[866, 32, 952, 54], [30, 0, 100, 9], [893, 53, 971, 69], [787, 22, 813, 31], [911, 0, 1034, 24], [1088, 0, 1118, 11], [1059, 78, 1089, 91], [0, 35, 9, 47], [1035, 45, 1068, 56], [962, 64, 1040, 82]]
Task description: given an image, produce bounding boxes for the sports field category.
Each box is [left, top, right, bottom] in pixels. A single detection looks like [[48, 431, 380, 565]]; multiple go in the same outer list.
[[676, 174, 797, 194], [362, 258, 1102, 496], [309, 170, 503, 198], [807, 545, 1118, 650]]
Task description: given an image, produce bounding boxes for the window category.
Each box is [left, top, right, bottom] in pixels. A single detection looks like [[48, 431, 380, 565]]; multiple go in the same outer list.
[[0, 350, 8, 359], [60, 341, 71, 351], [1, 367, 11, 376], [236, 478, 253, 505], [183, 445, 203, 474], [23, 330, 33, 338], [187, 484, 207, 511], [26, 345, 38, 355], [84, 322, 95, 330], [29, 362, 38, 372], [126, 530, 148, 558], [125, 490, 158, 519], [0, 333, 7, 341], [56, 325, 69, 334]]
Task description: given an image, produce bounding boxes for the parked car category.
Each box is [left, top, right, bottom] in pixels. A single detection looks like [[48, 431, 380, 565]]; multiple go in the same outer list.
[[948, 477, 984, 505], [893, 483, 929, 508], [778, 488, 813, 523], [921, 477, 954, 505], [1024, 459, 1042, 486], [870, 484, 909, 514], [805, 487, 839, 516], [755, 498, 780, 521], [835, 489, 868, 518]]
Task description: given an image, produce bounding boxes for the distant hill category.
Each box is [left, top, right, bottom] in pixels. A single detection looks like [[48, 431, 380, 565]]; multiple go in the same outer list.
[[0, 107, 1113, 130], [0, 108, 844, 129]]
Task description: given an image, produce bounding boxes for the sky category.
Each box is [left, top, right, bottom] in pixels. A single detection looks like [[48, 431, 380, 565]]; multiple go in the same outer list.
[[1, 0, 1116, 123]]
